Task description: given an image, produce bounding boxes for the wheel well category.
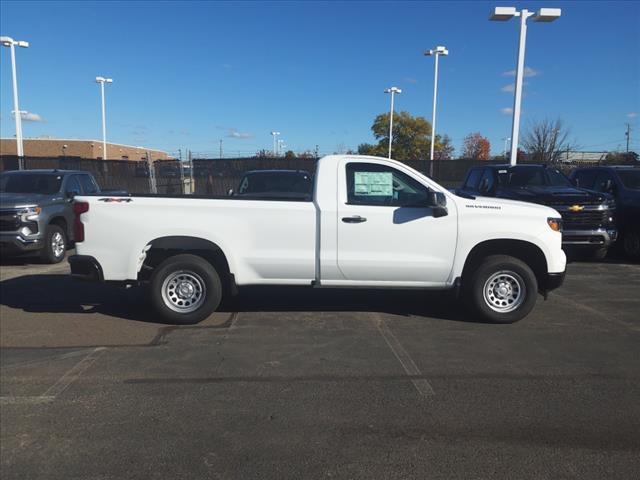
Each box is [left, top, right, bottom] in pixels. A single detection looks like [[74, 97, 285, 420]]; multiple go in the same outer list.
[[137, 236, 233, 291], [462, 239, 547, 288], [49, 216, 68, 234]]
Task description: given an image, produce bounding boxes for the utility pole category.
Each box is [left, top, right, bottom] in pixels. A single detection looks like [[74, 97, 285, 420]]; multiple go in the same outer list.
[[384, 87, 402, 159], [625, 123, 631, 153], [1, 36, 29, 167], [315, 145, 319, 160], [219, 139, 223, 159]]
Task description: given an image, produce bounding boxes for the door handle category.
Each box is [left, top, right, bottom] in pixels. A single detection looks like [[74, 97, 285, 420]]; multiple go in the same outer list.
[[342, 215, 367, 223]]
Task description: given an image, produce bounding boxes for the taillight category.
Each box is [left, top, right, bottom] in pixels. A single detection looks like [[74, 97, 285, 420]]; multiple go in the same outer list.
[[73, 202, 89, 242]]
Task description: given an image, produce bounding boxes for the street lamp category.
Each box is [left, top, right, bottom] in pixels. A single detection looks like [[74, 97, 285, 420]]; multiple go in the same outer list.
[[271, 131, 280, 157], [278, 139, 285, 156], [1, 36, 29, 163], [490, 6, 561, 165], [384, 87, 402, 159], [424, 45, 448, 175], [95, 76, 113, 159], [502, 137, 511, 158]]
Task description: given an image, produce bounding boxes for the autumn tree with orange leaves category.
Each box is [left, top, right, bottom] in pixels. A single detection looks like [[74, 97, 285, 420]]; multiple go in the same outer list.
[[461, 132, 491, 160]]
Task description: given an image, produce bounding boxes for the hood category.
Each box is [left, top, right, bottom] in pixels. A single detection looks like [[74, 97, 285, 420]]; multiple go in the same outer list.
[[499, 185, 609, 205], [457, 194, 560, 218], [0, 192, 58, 208]]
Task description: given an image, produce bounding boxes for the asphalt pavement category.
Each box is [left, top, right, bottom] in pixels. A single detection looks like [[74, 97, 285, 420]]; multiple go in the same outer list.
[[1, 254, 639, 479]]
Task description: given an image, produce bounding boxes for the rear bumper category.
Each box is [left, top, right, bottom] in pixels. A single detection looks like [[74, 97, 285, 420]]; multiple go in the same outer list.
[[68, 255, 104, 282], [562, 228, 617, 247]]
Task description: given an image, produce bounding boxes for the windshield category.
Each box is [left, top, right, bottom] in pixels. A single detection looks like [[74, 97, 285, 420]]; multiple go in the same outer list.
[[0, 173, 63, 194], [617, 170, 640, 189], [497, 167, 572, 188], [238, 172, 312, 195]]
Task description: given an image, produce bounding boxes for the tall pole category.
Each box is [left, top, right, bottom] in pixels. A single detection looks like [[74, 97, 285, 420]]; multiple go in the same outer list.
[[100, 80, 107, 159], [219, 139, 223, 159], [430, 53, 439, 165], [9, 42, 24, 159], [509, 10, 531, 166], [388, 89, 395, 159], [502, 137, 510, 158], [625, 123, 630, 153]]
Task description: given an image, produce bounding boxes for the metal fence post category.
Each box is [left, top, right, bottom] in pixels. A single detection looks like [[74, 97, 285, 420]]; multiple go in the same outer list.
[[146, 151, 157, 194]]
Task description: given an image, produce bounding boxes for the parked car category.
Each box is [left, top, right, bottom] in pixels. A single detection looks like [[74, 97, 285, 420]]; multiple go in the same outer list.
[[228, 169, 313, 200], [0, 169, 125, 263], [69, 155, 566, 325], [570, 166, 640, 259], [458, 164, 617, 259]]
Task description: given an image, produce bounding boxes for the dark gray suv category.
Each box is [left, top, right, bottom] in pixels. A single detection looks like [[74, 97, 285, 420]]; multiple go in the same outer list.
[[0, 170, 106, 263]]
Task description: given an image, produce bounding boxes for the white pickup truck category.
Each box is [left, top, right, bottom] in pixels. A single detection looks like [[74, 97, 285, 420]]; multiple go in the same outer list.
[[69, 155, 566, 324]]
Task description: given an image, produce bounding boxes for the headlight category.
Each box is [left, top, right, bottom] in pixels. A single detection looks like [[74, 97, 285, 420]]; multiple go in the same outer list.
[[19, 206, 41, 221], [547, 217, 563, 232]]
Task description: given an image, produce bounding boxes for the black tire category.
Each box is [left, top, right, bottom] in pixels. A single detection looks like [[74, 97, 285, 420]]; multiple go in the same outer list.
[[465, 255, 538, 324], [590, 247, 609, 261], [622, 230, 640, 260], [150, 254, 222, 325], [40, 225, 67, 264]]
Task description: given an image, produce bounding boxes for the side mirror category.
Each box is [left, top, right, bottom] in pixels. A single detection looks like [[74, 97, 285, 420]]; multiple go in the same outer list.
[[603, 179, 615, 193], [227, 188, 234, 196], [428, 191, 448, 218]]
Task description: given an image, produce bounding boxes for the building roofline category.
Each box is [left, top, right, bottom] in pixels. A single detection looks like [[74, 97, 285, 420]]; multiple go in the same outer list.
[[0, 137, 167, 153]]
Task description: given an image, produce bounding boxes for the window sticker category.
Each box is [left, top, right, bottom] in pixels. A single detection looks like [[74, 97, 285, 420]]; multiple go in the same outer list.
[[354, 171, 393, 196]]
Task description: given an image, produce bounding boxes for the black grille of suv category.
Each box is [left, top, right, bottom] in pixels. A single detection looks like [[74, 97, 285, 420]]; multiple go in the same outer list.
[[0, 210, 21, 232], [560, 209, 611, 229]]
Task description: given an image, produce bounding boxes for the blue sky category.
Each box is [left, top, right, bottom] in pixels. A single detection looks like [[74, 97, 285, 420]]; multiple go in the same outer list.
[[1, 0, 639, 157]]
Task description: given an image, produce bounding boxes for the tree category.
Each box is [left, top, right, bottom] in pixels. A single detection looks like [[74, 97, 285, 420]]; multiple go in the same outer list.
[[284, 150, 296, 159], [521, 118, 577, 163], [461, 132, 491, 160], [357, 111, 451, 161], [434, 134, 455, 160]]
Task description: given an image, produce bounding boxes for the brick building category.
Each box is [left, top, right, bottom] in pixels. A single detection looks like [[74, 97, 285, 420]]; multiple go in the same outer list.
[[0, 138, 170, 161]]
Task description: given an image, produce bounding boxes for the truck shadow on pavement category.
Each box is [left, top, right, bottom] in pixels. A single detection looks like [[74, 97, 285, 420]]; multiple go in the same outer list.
[[0, 274, 474, 324]]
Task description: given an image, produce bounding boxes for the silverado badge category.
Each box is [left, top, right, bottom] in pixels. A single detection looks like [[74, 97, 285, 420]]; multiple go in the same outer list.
[[568, 205, 584, 212]]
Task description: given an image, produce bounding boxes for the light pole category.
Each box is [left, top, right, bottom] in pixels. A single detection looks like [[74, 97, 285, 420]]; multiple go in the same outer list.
[[384, 87, 401, 159], [271, 131, 280, 157], [95, 76, 113, 159], [278, 139, 285, 156], [1, 36, 29, 163], [424, 45, 448, 175], [490, 6, 561, 165], [502, 137, 511, 158]]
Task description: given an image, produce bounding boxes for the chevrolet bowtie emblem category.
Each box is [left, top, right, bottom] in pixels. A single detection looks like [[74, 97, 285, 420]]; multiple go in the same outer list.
[[568, 205, 584, 212]]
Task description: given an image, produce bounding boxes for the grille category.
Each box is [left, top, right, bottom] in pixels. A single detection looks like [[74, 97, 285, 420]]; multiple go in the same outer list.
[[0, 210, 20, 232], [560, 209, 610, 229]]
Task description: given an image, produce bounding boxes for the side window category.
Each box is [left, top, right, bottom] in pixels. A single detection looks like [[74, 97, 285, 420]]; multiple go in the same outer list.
[[65, 175, 82, 196], [79, 174, 99, 194], [463, 168, 483, 190], [574, 170, 597, 189], [346, 162, 430, 207]]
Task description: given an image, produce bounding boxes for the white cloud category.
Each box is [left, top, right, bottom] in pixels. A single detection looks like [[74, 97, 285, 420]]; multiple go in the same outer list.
[[13, 111, 44, 122], [501, 107, 513, 115], [502, 66, 539, 78], [501, 82, 528, 93], [627, 112, 637, 118], [227, 129, 253, 139]]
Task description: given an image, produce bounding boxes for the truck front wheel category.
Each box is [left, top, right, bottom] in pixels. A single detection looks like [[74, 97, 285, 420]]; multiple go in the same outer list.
[[466, 255, 538, 324], [150, 254, 222, 324]]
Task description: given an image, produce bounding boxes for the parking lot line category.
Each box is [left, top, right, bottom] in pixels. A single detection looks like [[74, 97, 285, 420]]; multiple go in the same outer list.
[[41, 347, 107, 399], [551, 292, 640, 332], [373, 313, 435, 397]]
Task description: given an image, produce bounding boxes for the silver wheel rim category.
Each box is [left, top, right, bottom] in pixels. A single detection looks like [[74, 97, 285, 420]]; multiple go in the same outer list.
[[51, 232, 65, 258], [161, 270, 206, 313], [483, 270, 526, 313]]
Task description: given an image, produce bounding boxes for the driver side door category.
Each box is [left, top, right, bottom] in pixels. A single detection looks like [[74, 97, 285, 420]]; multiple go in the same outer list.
[[336, 160, 457, 286]]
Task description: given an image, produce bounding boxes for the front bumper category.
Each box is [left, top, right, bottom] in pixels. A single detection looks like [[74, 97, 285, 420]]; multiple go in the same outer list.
[[0, 232, 44, 254], [69, 255, 104, 282], [562, 228, 618, 247], [543, 271, 565, 292]]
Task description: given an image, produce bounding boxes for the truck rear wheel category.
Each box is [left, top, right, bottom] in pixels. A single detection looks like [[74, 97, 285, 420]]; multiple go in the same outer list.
[[150, 254, 222, 325], [466, 255, 538, 324]]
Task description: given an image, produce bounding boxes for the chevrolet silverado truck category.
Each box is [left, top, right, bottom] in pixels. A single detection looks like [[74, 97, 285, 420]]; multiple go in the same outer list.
[[459, 164, 617, 259], [69, 155, 566, 324], [0, 169, 124, 263]]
